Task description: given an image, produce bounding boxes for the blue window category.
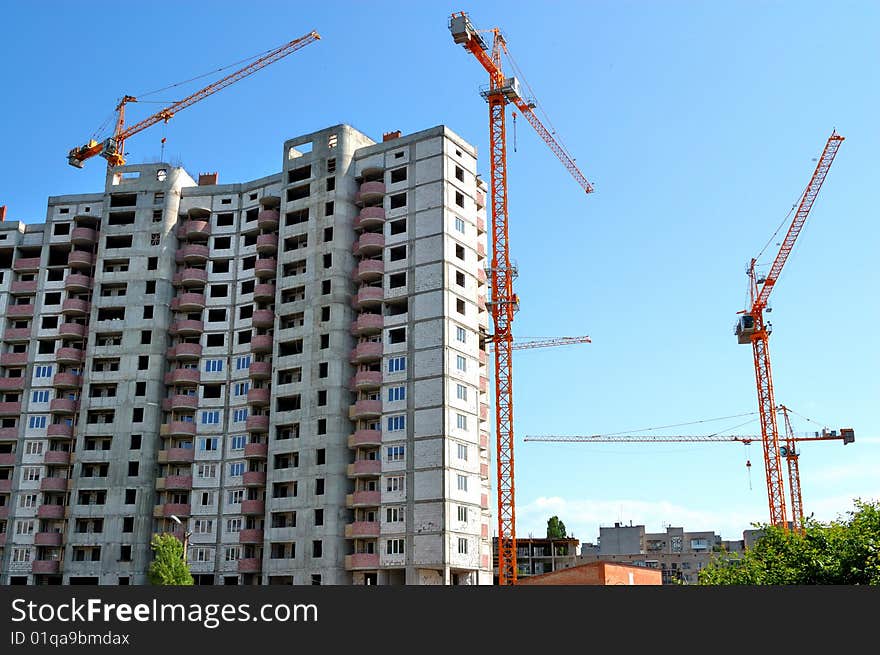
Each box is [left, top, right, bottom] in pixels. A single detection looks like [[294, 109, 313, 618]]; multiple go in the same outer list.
[[28, 415, 47, 429], [31, 390, 50, 403], [387, 386, 406, 402], [233, 408, 249, 423], [35, 365, 53, 378], [386, 415, 406, 432], [201, 410, 220, 425], [236, 355, 251, 370], [205, 359, 224, 373], [388, 356, 406, 373], [230, 435, 246, 450], [199, 437, 219, 451], [229, 462, 245, 477], [234, 382, 250, 396]]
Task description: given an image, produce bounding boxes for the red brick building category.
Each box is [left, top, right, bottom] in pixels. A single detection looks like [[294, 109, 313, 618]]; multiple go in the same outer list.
[[516, 561, 662, 585]]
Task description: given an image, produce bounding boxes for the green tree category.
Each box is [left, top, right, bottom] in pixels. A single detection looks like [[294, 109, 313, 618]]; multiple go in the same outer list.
[[148, 533, 193, 585], [699, 499, 880, 585], [546, 515, 568, 539]]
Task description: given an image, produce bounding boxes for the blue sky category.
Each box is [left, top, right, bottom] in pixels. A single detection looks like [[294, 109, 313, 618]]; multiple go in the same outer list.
[[3, 1, 878, 541]]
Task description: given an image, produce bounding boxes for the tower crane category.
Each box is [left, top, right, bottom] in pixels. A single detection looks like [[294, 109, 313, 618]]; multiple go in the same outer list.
[[734, 131, 844, 529], [524, 409, 855, 535], [449, 11, 595, 585], [485, 335, 592, 353], [67, 30, 320, 169]]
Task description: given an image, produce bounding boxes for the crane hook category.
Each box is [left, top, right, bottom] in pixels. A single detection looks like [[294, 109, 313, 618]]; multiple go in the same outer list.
[[512, 111, 517, 153]]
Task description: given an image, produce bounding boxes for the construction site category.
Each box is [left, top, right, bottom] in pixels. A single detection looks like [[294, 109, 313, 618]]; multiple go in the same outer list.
[[0, 5, 875, 587]]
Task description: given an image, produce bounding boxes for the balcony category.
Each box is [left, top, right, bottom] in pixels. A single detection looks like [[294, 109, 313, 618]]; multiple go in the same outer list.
[[477, 242, 486, 259], [345, 553, 380, 570], [481, 494, 489, 510], [480, 463, 489, 478], [7, 304, 35, 318], [173, 292, 206, 312], [37, 504, 65, 520], [167, 343, 202, 360], [182, 219, 211, 240], [0, 479, 11, 492], [480, 375, 489, 393], [245, 415, 269, 433], [162, 395, 198, 411], [477, 217, 487, 235], [353, 233, 385, 256], [243, 471, 267, 486], [349, 399, 382, 420], [40, 477, 68, 492], [355, 259, 384, 282], [70, 226, 98, 245], [257, 208, 280, 231], [49, 398, 78, 414], [476, 190, 486, 209], [0, 452, 14, 465], [55, 347, 85, 366], [249, 361, 271, 380], [351, 313, 383, 336], [479, 350, 488, 366], [356, 181, 386, 203], [34, 532, 63, 547], [164, 475, 193, 490], [252, 309, 275, 329], [241, 499, 265, 515], [247, 388, 270, 406], [10, 280, 37, 294], [178, 268, 208, 286], [345, 522, 380, 539], [31, 560, 61, 575], [170, 319, 204, 337], [58, 322, 86, 339], [237, 557, 262, 574], [0, 427, 18, 440], [68, 250, 94, 269], [2, 328, 31, 341], [13, 257, 41, 272], [256, 233, 278, 254], [477, 268, 487, 284], [347, 459, 382, 477], [164, 368, 201, 385], [480, 432, 489, 450], [0, 401, 23, 416], [44, 450, 71, 465], [348, 429, 382, 449], [46, 423, 73, 438], [157, 447, 195, 464], [350, 341, 383, 364], [254, 258, 276, 279], [251, 334, 273, 353], [0, 377, 24, 390], [61, 298, 90, 316], [355, 286, 384, 309], [480, 403, 489, 421], [53, 372, 82, 389], [158, 503, 191, 518], [64, 273, 92, 292], [346, 491, 381, 508], [351, 370, 382, 390], [180, 243, 209, 264], [244, 442, 268, 459], [253, 283, 275, 302], [239, 529, 264, 544], [478, 295, 487, 312], [0, 352, 27, 366], [355, 206, 386, 229], [160, 421, 197, 437]]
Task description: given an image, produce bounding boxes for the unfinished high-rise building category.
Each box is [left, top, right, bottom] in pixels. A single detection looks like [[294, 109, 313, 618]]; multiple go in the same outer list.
[[0, 124, 493, 585]]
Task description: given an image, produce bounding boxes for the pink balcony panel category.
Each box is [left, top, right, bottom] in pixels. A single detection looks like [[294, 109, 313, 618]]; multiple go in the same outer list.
[[355, 259, 384, 281], [348, 490, 381, 507], [241, 499, 265, 515], [3, 328, 31, 341], [256, 234, 278, 252], [58, 322, 86, 338], [480, 463, 489, 478], [179, 268, 208, 285], [482, 524, 489, 539], [164, 368, 201, 385], [350, 399, 382, 419], [252, 309, 275, 328], [345, 521, 380, 538], [0, 479, 12, 492], [479, 403, 489, 421], [175, 292, 206, 311], [477, 267, 487, 284], [481, 494, 489, 510], [355, 206, 386, 229], [56, 347, 85, 364], [246, 415, 269, 432], [182, 220, 211, 240], [346, 553, 380, 570], [479, 376, 489, 393], [37, 504, 65, 520], [253, 283, 276, 301], [0, 352, 28, 366], [161, 503, 192, 518], [249, 361, 271, 379], [31, 560, 61, 575], [254, 258, 277, 278], [243, 471, 267, 486], [46, 423, 73, 437], [479, 350, 488, 365], [476, 190, 486, 208], [13, 257, 41, 271], [40, 477, 68, 492], [163, 395, 198, 411], [0, 426, 18, 439], [64, 273, 92, 291], [34, 532, 63, 547], [7, 304, 35, 317], [247, 388, 270, 405], [244, 442, 268, 458], [165, 475, 193, 490], [0, 377, 23, 390], [44, 450, 71, 465], [61, 298, 90, 315], [180, 244, 209, 262], [71, 226, 97, 244], [478, 296, 487, 311], [10, 280, 38, 294], [237, 557, 262, 573], [477, 242, 486, 258], [353, 233, 385, 255], [163, 422, 197, 437], [480, 432, 489, 450], [0, 452, 15, 465], [351, 370, 382, 390], [49, 398, 78, 414], [162, 447, 195, 463], [0, 506, 8, 519], [0, 401, 23, 415], [251, 334, 273, 352], [351, 313, 383, 335], [356, 181, 386, 202], [348, 429, 382, 449], [239, 529, 264, 544], [348, 459, 382, 477], [53, 372, 82, 388], [68, 250, 94, 268], [257, 208, 280, 230], [356, 286, 384, 307], [350, 341, 383, 363], [169, 343, 202, 360]]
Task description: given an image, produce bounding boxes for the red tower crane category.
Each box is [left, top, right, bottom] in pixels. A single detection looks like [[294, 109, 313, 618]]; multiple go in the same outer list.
[[67, 30, 321, 168], [734, 131, 844, 529], [486, 335, 592, 353], [450, 11, 594, 585]]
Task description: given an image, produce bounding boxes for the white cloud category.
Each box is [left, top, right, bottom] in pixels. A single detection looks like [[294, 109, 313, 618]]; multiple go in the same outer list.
[[806, 461, 880, 484]]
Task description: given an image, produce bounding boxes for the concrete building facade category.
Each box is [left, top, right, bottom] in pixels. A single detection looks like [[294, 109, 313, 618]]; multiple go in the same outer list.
[[0, 124, 493, 585], [492, 536, 580, 583]]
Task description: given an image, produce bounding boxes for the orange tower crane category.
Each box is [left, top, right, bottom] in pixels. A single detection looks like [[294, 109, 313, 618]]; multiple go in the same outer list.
[[734, 131, 844, 529], [67, 30, 321, 168], [486, 335, 592, 353], [449, 12, 595, 585]]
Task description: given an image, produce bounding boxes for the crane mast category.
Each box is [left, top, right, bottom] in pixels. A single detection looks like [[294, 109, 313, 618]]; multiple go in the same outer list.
[[734, 131, 844, 529], [68, 30, 320, 168]]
